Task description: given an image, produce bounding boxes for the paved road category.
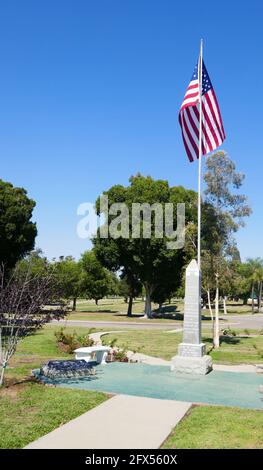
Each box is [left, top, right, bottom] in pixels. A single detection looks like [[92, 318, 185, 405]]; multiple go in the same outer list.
[[52, 314, 263, 330]]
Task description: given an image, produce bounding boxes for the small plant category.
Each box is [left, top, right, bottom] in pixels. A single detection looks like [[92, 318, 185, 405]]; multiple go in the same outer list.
[[244, 329, 250, 336], [113, 349, 129, 362], [54, 328, 94, 354], [222, 328, 236, 337], [107, 338, 118, 349]]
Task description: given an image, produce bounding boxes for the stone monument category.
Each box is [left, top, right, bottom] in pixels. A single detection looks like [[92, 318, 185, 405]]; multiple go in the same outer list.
[[171, 259, 213, 375]]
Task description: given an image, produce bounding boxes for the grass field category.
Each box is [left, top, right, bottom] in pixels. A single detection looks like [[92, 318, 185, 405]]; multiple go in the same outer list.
[[1, 324, 263, 449], [0, 382, 107, 449], [5, 324, 263, 386], [66, 298, 255, 322], [1, 325, 108, 449], [102, 329, 263, 363], [162, 405, 263, 449]]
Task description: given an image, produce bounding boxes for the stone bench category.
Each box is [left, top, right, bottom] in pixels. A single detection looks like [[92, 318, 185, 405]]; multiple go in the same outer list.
[[74, 346, 111, 365]]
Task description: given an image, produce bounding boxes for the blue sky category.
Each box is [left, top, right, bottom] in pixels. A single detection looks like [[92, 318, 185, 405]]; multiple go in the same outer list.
[[0, 1, 262, 261]]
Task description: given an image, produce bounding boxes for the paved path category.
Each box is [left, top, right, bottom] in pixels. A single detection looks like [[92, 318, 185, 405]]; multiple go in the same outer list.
[[52, 314, 263, 330], [25, 395, 191, 449]]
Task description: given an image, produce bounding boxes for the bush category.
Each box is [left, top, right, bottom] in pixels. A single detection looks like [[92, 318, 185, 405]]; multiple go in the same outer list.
[[54, 328, 94, 354], [222, 328, 236, 337], [112, 349, 129, 362]]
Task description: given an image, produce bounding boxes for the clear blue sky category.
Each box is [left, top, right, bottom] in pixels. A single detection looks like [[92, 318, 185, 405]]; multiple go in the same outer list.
[[0, 1, 262, 261]]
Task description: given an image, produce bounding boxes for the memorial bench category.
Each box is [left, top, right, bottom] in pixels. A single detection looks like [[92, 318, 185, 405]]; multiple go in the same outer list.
[[74, 346, 111, 365]]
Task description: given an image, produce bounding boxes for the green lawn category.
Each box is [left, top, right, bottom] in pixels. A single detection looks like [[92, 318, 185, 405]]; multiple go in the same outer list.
[[0, 382, 107, 449], [67, 298, 185, 322], [5, 325, 100, 381], [1, 325, 108, 449], [102, 329, 263, 364], [162, 405, 263, 449], [66, 298, 255, 322], [1, 324, 263, 449]]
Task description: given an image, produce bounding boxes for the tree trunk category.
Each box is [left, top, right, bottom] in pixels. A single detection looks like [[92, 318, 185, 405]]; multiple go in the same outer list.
[[144, 285, 153, 318], [207, 289, 214, 324], [252, 282, 255, 314], [72, 297, 77, 311], [0, 367, 5, 387], [0, 361, 7, 387], [127, 296, 133, 317], [223, 296, 227, 315], [213, 275, 220, 348], [95, 299, 98, 306], [259, 281, 262, 312]]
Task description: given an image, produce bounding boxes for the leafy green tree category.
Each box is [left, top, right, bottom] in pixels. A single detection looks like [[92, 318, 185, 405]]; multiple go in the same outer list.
[[0, 179, 37, 269], [54, 256, 84, 311], [80, 250, 117, 305], [93, 175, 197, 318]]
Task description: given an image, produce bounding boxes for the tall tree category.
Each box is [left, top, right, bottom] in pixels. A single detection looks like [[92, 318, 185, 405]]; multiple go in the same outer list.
[[204, 151, 251, 347], [0, 180, 37, 270], [81, 250, 117, 305], [93, 175, 197, 318], [54, 256, 84, 311]]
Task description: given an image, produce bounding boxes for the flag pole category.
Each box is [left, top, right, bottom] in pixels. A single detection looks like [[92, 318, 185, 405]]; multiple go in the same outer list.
[[197, 39, 203, 269]]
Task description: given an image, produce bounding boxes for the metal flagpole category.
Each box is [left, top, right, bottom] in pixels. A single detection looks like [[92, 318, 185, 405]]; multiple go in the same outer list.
[[197, 39, 203, 269]]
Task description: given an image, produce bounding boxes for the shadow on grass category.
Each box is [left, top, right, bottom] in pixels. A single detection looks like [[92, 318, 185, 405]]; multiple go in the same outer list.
[[76, 309, 119, 314], [114, 313, 145, 318], [204, 336, 242, 346]]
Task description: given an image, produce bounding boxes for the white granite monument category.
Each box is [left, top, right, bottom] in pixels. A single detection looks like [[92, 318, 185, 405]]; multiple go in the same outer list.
[[171, 259, 213, 375]]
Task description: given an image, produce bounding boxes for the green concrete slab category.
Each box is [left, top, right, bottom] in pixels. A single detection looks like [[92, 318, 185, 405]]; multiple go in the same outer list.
[[35, 363, 263, 410]]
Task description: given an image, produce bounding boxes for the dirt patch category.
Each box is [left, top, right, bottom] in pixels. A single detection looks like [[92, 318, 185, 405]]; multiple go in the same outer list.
[[9, 355, 42, 365], [0, 382, 27, 401], [57, 341, 72, 354]]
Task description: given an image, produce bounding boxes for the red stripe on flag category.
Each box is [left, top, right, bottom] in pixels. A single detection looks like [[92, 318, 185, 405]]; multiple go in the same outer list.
[[179, 113, 195, 162], [211, 89, 226, 139], [185, 107, 199, 140], [202, 100, 220, 148], [192, 106, 206, 155], [181, 112, 199, 158], [205, 92, 224, 142]]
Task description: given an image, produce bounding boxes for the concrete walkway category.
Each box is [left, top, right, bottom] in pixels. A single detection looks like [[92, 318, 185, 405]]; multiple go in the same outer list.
[[25, 395, 191, 449]]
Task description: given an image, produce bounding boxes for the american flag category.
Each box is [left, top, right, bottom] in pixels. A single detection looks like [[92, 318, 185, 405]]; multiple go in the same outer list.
[[179, 60, 225, 162]]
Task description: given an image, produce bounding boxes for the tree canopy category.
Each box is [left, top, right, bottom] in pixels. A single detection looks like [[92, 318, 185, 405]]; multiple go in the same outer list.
[[0, 179, 37, 270]]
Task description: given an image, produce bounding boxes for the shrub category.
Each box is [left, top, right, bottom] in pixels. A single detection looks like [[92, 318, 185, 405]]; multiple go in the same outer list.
[[112, 349, 129, 362], [54, 328, 94, 354], [222, 328, 236, 337]]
